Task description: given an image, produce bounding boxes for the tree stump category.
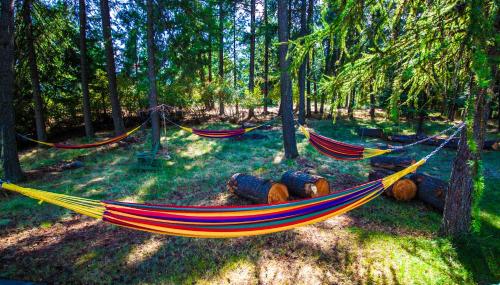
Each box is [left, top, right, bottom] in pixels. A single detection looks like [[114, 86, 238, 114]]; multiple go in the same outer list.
[[392, 179, 417, 201], [280, 171, 330, 198], [410, 173, 448, 211], [370, 156, 416, 171], [227, 173, 289, 204]]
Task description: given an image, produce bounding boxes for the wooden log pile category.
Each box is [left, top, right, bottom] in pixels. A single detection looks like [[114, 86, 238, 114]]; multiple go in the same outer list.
[[227, 173, 288, 204], [228, 171, 331, 204], [368, 156, 449, 211]]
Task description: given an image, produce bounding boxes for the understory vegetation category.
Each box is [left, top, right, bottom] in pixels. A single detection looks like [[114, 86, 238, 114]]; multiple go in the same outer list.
[[1, 117, 498, 284]]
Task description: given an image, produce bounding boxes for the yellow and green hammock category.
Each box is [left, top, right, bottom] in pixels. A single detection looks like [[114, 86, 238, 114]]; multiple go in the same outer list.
[[18, 121, 148, 149]]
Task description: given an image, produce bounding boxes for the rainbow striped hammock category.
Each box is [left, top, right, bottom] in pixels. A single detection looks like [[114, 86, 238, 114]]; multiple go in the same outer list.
[[18, 123, 145, 149], [0, 159, 423, 238], [298, 125, 391, 160]]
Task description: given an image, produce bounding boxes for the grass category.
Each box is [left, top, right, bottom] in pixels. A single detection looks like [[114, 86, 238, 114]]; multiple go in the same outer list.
[[0, 115, 498, 284]]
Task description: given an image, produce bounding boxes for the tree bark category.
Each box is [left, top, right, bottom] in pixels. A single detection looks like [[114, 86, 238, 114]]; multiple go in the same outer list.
[[23, 0, 47, 141], [278, 0, 299, 159], [369, 86, 375, 120], [146, 0, 160, 148], [347, 89, 354, 119], [79, 0, 94, 138], [305, 0, 314, 117], [99, 0, 125, 135], [247, 0, 256, 119], [233, 0, 238, 115], [297, 0, 307, 124], [441, 127, 473, 235], [263, 0, 269, 115], [416, 87, 429, 136], [0, 0, 24, 181], [208, 34, 213, 83], [218, 0, 225, 115]]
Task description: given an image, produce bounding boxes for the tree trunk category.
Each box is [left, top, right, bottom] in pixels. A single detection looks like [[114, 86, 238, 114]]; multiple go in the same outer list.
[[263, 0, 269, 115], [99, 0, 125, 135], [441, 127, 473, 235], [247, 0, 256, 119], [233, 0, 238, 115], [306, 0, 314, 117], [79, 0, 94, 138], [278, 0, 299, 159], [23, 0, 47, 141], [369, 87, 375, 121], [146, 0, 160, 148], [0, 0, 24, 181], [416, 87, 429, 136], [297, 0, 307, 124], [208, 34, 213, 83], [347, 89, 354, 119], [218, 0, 225, 116]]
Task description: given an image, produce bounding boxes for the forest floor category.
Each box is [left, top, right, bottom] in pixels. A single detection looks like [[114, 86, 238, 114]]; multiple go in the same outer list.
[[0, 112, 499, 284]]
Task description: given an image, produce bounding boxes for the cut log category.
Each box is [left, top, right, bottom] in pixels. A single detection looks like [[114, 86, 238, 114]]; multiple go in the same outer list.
[[227, 173, 289, 204], [370, 156, 416, 171], [386, 134, 419, 144], [410, 173, 448, 212], [280, 171, 330, 198], [358, 128, 384, 138], [368, 169, 396, 197], [392, 179, 417, 201]]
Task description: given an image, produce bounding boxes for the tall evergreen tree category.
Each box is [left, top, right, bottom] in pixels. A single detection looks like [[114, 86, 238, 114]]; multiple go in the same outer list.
[[0, 0, 24, 181], [146, 0, 160, 148], [297, 0, 307, 124], [278, 0, 298, 159], [218, 0, 225, 115], [23, 0, 47, 141], [78, 0, 94, 138], [99, 0, 125, 135], [247, 0, 256, 119], [263, 0, 270, 115]]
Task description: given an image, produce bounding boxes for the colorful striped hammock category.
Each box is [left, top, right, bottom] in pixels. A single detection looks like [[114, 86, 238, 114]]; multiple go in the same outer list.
[[179, 125, 254, 139], [298, 123, 462, 161], [18, 122, 146, 149], [166, 115, 278, 139], [299, 125, 390, 160], [0, 159, 423, 238]]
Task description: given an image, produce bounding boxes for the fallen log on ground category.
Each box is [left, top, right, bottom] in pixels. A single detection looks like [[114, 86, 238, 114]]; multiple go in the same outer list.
[[227, 173, 289, 204], [410, 173, 448, 212], [357, 128, 385, 138], [392, 179, 417, 201], [280, 171, 330, 198], [370, 156, 416, 171], [387, 134, 498, 150]]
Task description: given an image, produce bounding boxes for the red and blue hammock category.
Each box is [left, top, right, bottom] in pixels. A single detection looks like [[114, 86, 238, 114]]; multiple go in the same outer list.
[[299, 125, 391, 160], [0, 160, 423, 238]]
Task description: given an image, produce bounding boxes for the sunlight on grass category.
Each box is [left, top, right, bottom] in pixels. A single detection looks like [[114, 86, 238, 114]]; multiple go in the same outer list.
[[126, 237, 165, 267], [196, 258, 256, 285]]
